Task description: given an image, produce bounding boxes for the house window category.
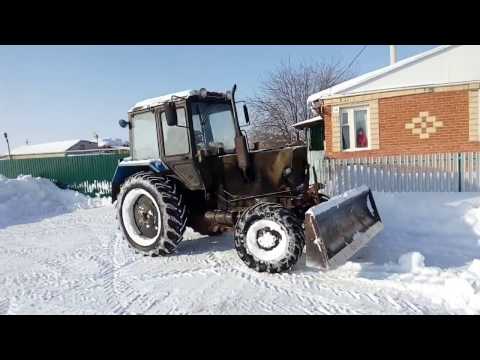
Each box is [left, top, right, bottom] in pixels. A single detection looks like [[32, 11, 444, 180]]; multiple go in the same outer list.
[[339, 106, 370, 151]]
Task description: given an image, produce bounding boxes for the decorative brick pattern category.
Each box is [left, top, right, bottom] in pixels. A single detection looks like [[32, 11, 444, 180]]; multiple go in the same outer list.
[[405, 111, 443, 139]]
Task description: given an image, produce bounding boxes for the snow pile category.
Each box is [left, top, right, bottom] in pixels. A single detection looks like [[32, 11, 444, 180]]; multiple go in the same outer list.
[[465, 205, 480, 244], [98, 138, 128, 148], [352, 192, 480, 314], [398, 252, 425, 273], [0, 175, 109, 229], [384, 255, 480, 314]]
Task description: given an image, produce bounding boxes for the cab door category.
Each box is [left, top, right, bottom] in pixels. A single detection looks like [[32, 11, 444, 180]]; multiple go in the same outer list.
[[157, 106, 204, 190]]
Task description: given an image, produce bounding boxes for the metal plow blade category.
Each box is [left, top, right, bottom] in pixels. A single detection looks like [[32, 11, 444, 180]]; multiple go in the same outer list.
[[304, 185, 383, 270]]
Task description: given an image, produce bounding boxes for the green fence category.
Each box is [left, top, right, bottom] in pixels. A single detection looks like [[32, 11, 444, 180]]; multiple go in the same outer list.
[[0, 153, 127, 197]]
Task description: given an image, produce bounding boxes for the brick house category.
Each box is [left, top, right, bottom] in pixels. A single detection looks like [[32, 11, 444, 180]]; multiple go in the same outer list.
[[306, 45, 480, 159]]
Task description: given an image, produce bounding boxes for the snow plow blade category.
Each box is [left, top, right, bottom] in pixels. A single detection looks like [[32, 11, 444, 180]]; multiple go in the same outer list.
[[304, 185, 383, 270]]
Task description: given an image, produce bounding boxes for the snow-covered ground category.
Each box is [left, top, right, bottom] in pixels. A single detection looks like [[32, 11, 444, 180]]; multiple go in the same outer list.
[[1, 175, 480, 314]]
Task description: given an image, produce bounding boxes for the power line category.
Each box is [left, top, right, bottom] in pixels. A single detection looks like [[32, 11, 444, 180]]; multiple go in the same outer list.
[[337, 45, 368, 80]]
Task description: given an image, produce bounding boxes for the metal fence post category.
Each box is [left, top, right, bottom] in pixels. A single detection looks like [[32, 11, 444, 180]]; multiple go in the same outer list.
[[458, 153, 463, 192]]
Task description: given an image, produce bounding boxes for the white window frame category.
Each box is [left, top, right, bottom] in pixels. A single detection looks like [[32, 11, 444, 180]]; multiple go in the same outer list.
[[339, 105, 371, 152]]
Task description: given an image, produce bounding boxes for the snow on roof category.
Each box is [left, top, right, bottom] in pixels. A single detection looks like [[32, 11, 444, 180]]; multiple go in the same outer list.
[[129, 90, 196, 112], [292, 115, 323, 129], [308, 45, 454, 104], [98, 138, 128, 148], [9, 140, 86, 156]]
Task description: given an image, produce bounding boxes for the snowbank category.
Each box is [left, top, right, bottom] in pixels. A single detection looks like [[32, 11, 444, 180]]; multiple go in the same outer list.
[[352, 192, 480, 314], [0, 175, 109, 229]]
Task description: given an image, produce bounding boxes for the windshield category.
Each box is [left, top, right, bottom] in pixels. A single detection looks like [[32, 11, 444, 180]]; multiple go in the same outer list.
[[191, 102, 237, 154]]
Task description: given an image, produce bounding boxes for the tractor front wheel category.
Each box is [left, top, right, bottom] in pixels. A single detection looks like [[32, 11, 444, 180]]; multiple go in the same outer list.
[[234, 203, 304, 273], [117, 172, 187, 256]]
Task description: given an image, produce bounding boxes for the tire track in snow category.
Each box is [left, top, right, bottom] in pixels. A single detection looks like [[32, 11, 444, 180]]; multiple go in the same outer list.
[[224, 266, 438, 314], [0, 298, 9, 315], [0, 206, 463, 314]]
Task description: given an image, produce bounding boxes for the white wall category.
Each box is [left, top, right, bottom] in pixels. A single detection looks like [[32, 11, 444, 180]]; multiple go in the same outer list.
[[347, 45, 480, 94]]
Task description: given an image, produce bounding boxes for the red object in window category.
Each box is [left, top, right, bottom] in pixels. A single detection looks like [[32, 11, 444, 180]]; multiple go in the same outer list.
[[357, 129, 368, 148]]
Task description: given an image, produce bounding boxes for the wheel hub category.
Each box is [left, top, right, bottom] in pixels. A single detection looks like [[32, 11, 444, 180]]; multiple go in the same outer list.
[[256, 227, 281, 251], [133, 195, 158, 239]]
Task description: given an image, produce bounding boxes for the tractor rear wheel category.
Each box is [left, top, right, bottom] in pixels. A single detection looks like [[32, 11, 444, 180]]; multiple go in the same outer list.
[[234, 203, 304, 273], [117, 172, 187, 256]]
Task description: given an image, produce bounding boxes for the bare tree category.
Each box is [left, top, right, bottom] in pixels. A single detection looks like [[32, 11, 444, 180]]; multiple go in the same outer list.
[[248, 60, 354, 148]]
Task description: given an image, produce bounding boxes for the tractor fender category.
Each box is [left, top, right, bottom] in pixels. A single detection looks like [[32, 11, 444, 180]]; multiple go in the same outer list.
[[111, 159, 170, 202]]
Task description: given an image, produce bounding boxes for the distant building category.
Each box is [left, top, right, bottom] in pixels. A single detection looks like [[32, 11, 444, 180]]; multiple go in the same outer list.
[[0, 139, 99, 160]]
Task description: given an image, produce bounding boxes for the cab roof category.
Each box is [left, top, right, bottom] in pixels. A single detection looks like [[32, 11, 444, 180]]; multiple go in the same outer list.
[[129, 89, 229, 113]]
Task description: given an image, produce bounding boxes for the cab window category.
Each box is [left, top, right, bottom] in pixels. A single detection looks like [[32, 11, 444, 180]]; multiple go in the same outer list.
[[161, 107, 190, 156], [131, 111, 160, 160]]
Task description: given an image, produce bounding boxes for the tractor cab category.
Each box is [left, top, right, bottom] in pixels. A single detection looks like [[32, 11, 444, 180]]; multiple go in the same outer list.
[[118, 87, 250, 193]]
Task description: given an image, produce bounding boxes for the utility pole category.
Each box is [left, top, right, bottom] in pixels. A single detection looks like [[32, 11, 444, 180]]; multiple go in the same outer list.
[[3, 132, 12, 160], [93, 132, 99, 146]]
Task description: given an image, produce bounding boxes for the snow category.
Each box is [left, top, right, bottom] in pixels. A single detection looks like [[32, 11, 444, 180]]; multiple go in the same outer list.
[[306, 185, 370, 216], [292, 115, 323, 129], [6, 139, 84, 156], [0, 175, 108, 229], [307, 45, 453, 103], [1, 178, 480, 314], [129, 90, 196, 112], [98, 138, 128, 148], [398, 252, 425, 273]]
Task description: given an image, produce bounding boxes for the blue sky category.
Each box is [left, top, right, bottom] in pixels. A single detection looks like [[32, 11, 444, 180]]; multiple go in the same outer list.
[[0, 45, 437, 154]]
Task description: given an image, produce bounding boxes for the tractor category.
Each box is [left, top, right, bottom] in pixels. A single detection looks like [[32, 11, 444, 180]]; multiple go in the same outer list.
[[112, 85, 383, 273]]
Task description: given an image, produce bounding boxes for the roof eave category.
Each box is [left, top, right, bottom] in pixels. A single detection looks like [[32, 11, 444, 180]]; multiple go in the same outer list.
[[307, 45, 455, 104]]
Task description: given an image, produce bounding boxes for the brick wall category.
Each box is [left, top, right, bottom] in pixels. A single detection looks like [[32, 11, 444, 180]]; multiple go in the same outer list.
[[324, 89, 480, 159]]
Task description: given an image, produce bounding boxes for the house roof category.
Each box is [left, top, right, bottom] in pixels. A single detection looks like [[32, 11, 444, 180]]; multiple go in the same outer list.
[[307, 45, 480, 104], [292, 115, 323, 129], [8, 140, 86, 156]]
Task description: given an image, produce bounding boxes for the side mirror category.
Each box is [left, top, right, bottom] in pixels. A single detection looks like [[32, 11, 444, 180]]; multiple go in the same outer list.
[[243, 104, 250, 125], [165, 102, 178, 126], [119, 119, 130, 128]]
